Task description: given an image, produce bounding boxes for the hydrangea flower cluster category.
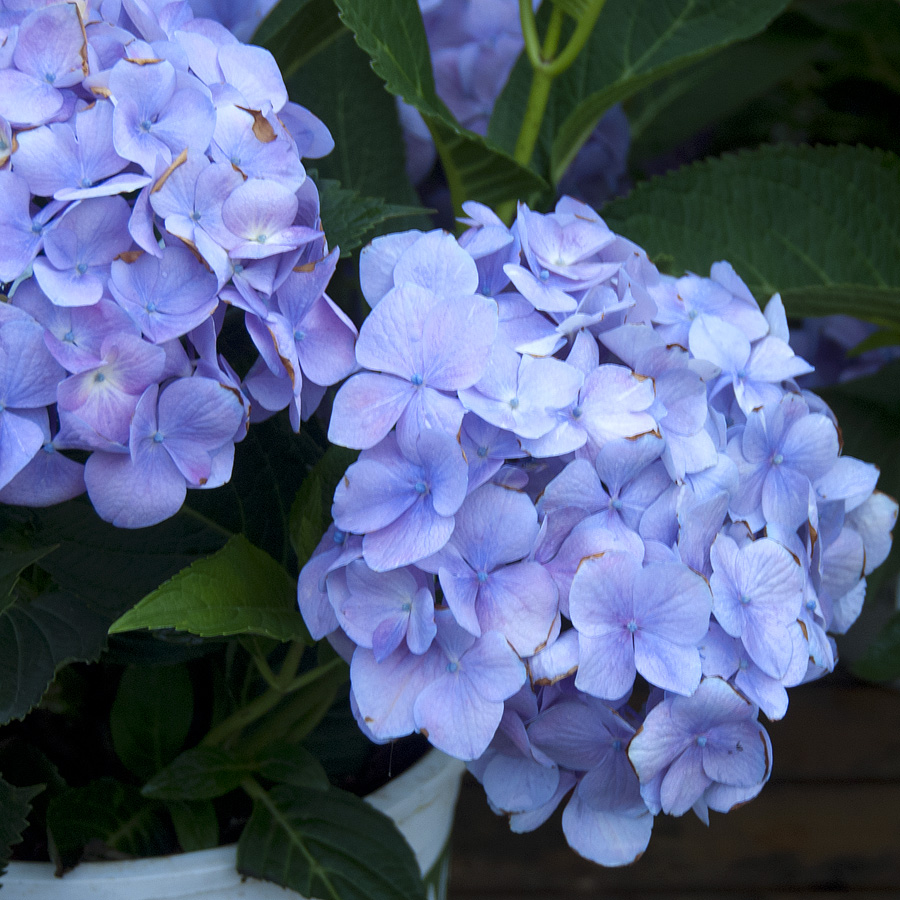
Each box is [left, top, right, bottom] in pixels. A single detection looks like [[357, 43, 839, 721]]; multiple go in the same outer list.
[[299, 197, 898, 865], [0, 0, 357, 527]]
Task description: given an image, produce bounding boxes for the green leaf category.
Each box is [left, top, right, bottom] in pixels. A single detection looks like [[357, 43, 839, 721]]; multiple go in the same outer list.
[[289, 444, 358, 568], [286, 31, 426, 223], [626, 25, 818, 168], [0, 587, 123, 725], [255, 744, 329, 790], [602, 145, 900, 326], [47, 779, 171, 872], [182, 414, 321, 572], [0, 499, 225, 724], [0, 776, 43, 877], [490, 0, 790, 183], [253, 0, 345, 78], [109, 534, 310, 643], [331, 0, 548, 211], [111, 665, 194, 782], [166, 800, 219, 853], [853, 609, 900, 682], [289, 469, 324, 571], [0, 544, 56, 603], [142, 746, 250, 801], [238, 783, 425, 900], [318, 178, 425, 258], [143, 742, 327, 801], [24, 500, 229, 611]]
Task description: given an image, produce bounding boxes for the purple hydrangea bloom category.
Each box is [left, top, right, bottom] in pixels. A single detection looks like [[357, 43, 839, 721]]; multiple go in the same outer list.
[[299, 197, 896, 869], [84, 375, 245, 527], [628, 677, 772, 820], [0, 0, 337, 527]]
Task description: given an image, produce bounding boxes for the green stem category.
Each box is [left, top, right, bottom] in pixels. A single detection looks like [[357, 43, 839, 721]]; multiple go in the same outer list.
[[202, 682, 285, 748], [539, 2, 607, 77], [202, 640, 308, 747], [242, 777, 342, 900], [246, 638, 280, 692], [512, 5, 564, 168], [238, 657, 347, 757], [281, 655, 345, 694], [276, 640, 306, 691]]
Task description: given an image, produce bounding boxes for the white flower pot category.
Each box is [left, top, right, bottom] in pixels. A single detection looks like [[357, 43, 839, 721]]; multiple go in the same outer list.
[[3, 750, 466, 900]]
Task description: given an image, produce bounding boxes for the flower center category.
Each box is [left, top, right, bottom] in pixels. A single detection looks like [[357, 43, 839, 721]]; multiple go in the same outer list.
[[153, 432, 165, 443], [447, 661, 459, 673], [509, 397, 520, 410], [626, 619, 638, 634], [414, 481, 428, 495], [696, 735, 707, 747], [772, 453, 784, 466], [739, 594, 751, 606], [411, 373, 423, 386]]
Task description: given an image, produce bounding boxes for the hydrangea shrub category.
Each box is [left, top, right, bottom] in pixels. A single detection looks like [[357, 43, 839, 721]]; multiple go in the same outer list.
[[2, 0, 898, 887], [298, 198, 898, 865]]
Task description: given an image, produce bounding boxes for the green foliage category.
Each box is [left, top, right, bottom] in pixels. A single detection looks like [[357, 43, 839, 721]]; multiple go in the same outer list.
[[603, 144, 900, 325], [26, 500, 229, 606], [109, 535, 310, 643], [626, 25, 818, 171], [143, 743, 328, 801], [318, 178, 425, 258], [0, 544, 56, 604], [238, 782, 426, 900], [853, 609, 900, 682], [166, 800, 219, 853], [0, 586, 112, 724], [142, 746, 252, 800], [183, 415, 321, 572], [289, 445, 359, 568], [0, 777, 43, 877], [490, 0, 789, 183], [287, 31, 425, 222], [332, 0, 548, 211], [46, 779, 171, 872], [253, 0, 344, 78], [111, 665, 194, 782]]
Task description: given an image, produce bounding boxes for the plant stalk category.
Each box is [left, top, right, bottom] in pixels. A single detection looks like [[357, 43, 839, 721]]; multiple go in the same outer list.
[[201, 640, 316, 748]]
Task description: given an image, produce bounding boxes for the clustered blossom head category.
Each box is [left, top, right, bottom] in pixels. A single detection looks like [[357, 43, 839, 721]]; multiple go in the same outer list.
[[299, 197, 898, 865], [0, 0, 357, 527]]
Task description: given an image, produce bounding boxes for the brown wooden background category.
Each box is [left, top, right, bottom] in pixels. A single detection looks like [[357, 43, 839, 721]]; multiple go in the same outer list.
[[448, 671, 900, 899]]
